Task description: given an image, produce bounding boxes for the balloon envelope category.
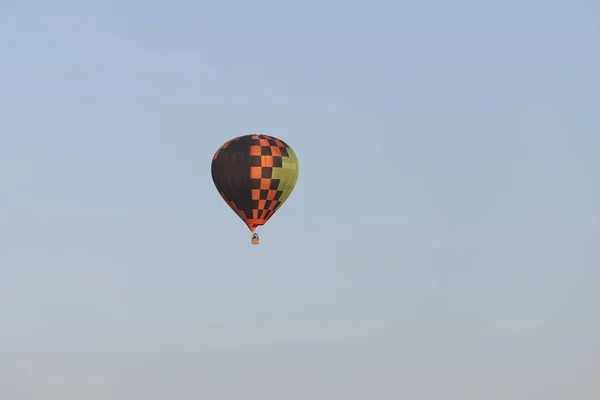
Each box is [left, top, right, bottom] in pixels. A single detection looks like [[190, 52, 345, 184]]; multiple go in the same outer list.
[[211, 134, 299, 232]]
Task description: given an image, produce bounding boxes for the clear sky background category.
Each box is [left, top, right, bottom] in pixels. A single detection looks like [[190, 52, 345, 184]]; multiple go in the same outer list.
[[1, 0, 599, 398]]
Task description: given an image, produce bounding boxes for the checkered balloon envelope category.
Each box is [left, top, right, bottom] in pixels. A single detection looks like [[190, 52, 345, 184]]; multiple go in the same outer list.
[[211, 134, 299, 244]]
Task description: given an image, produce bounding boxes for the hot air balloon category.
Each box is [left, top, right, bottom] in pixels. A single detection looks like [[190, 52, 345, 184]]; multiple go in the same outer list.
[[211, 133, 299, 244]]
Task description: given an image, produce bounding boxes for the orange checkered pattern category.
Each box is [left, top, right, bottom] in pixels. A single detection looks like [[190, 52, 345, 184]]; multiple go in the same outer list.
[[247, 134, 289, 230]]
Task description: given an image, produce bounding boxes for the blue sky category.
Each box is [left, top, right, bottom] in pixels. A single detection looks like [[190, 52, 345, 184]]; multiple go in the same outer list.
[[1, 0, 599, 398]]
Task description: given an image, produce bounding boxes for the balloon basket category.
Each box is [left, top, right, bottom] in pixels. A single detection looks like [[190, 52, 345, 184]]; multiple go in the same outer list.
[[251, 234, 260, 245]]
